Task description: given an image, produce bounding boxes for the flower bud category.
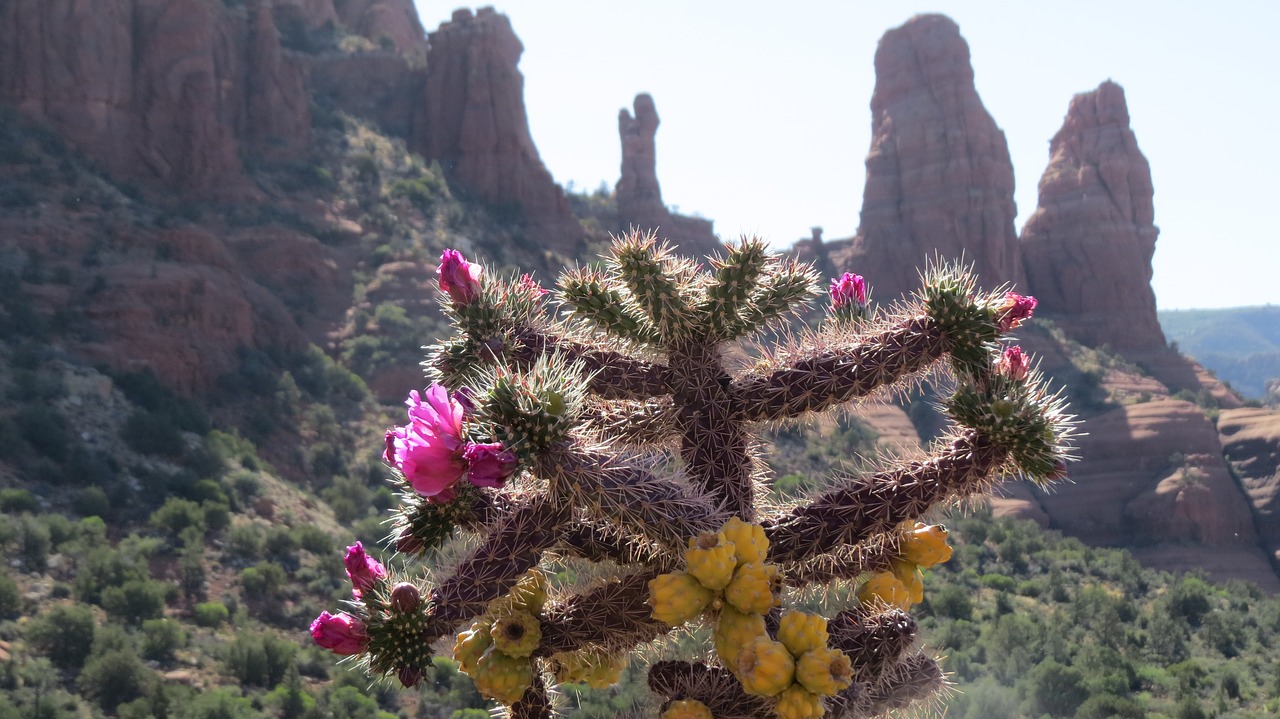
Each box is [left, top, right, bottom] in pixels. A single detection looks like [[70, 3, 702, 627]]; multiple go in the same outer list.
[[398, 665, 422, 688], [310, 611, 367, 655], [995, 345, 1030, 381], [390, 582, 422, 614], [996, 292, 1037, 331], [464, 443, 518, 489], [344, 542, 387, 599], [438, 249, 484, 305]]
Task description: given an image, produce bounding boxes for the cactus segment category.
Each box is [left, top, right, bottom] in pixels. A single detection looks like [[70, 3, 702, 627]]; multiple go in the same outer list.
[[538, 569, 667, 655], [559, 265, 662, 344], [612, 232, 701, 341]]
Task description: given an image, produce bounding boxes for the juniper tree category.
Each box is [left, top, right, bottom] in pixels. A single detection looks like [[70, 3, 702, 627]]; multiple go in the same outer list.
[[310, 232, 1074, 719]]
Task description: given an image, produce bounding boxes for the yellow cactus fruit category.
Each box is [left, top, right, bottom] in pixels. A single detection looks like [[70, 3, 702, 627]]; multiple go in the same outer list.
[[490, 610, 542, 658], [721, 517, 769, 566], [902, 523, 952, 568], [583, 651, 628, 689], [714, 604, 767, 669], [509, 568, 549, 613], [649, 571, 716, 625], [776, 610, 829, 657], [685, 531, 738, 590], [856, 572, 911, 610], [472, 646, 533, 705], [661, 699, 714, 719], [737, 636, 796, 697], [724, 562, 781, 615], [795, 646, 854, 696], [550, 646, 627, 688], [775, 683, 825, 719], [453, 621, 493, 675], [891, 559, 924, 606]]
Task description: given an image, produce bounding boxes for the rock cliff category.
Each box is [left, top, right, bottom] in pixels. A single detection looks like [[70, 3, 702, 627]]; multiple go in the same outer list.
[[0, 0, 311, 194], [335, 0, 428, 55], [1019, 81, 1165, 351], [411, 8, 583, 253], [1218, 407, 1280, 574], [836, 14, 1024, 303], [615, 93, 719, 257]]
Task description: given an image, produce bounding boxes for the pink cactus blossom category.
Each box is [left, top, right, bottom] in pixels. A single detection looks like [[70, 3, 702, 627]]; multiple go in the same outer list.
[[995, 345, 1031, 381], [463, 443, 518, 489], [310, 611, 368, 655], [384, 386, 469, 501], [830, 272, 868, 309], [996, 292, 1037, 331], [438, 249, 484, 305], [518, 273, 549, 297], [343, 542, 387, 599]]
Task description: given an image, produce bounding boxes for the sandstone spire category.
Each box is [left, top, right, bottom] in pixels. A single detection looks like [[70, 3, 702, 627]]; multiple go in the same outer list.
[[1019, 81, 1166, 351], [413, 8, 582, 252], [840, 14, 1024, 302], [613, 94, 719, 257]]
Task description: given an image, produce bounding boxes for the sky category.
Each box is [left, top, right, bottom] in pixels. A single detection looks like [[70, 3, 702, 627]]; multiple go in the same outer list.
[[412, 1, 1279, 310]]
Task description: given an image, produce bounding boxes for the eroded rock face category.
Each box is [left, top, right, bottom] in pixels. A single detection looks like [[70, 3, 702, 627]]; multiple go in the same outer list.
[[335, 0, 428, 55], [1218, 407, 1280, 571], [615, 94, 719, 257], [1019, 81, 1165, 351], [412, 8, 582, 252], [0, 0, 311, 193], [837, 14, 1024, 303]]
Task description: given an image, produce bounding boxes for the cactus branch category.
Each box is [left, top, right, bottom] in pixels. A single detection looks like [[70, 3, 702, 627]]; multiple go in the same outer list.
[[647, 661, 774, 719], [537, 569, 668, 655], [424, 493, 568, 634], [765, 429, 1009, 564], [731, 316, 946, 422], [511, 327, 673, 400]]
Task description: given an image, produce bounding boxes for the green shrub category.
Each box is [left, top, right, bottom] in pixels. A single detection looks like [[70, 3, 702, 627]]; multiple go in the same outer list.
[[0, 488, 37, 512], [27, 602, 97, 669], [0, 570, 20, 619], [101, 579, 169, 624], [223, 632, 297, 688], [150, 498, 206, 538], [78, 649, 152, 713], [142, 618, 187, 662], [193, 601, 230, 628], [121, 409, 185, 456], [15, 404, 69, 461]]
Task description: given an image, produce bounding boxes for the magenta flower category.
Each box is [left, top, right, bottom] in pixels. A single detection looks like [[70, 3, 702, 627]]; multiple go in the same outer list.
[[344, 542, 388, 599], [996, 345, 1031, 381], [463, 443, 518, 489], [438, 249, 484, 305], [996, 292, 1037, 331], [830, 272, 867, 309], [310, 611, 368, 655], [384, 386, 469, 501], [518, 273, 549, 297]]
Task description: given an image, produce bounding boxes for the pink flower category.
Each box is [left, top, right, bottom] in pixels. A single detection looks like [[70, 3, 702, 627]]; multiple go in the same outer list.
[[996, 292, 1037, 331], [344, 542, 387, 599], [518, 273, 549, 297], [310, 611, 368, 655], [438, 249, 484, 305], [830, 272, 867, 309], [996, 345, 1031, 381], [384, 385, 469, 501], [463, 443, 518, 489]]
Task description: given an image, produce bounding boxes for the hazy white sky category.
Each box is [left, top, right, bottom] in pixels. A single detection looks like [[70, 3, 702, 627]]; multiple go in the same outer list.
[[412, 1, 1279, 310]]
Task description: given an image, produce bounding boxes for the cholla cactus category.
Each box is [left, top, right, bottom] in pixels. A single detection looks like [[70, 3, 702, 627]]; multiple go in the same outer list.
[[311, 232, 1074, 719]]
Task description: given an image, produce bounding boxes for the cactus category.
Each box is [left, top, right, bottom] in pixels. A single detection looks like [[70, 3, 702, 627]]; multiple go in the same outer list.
[[311, 232, 1075, 718]]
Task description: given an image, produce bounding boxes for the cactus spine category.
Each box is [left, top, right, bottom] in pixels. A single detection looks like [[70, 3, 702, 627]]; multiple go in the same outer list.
[[312, 232, 1075, 718]]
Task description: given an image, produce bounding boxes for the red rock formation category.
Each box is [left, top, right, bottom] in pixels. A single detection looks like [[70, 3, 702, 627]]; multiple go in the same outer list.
[[243, 0, 312, 158], [615, 93, 719, 257], [1218, 407, 1280, 571], [335, 0, 428, 55], [412, 8, 581, 253], [1019, 81, 1164, 351], [837, 14, 1024, 303], [275, 0, 340, 28], [0, 0, 310, 194]]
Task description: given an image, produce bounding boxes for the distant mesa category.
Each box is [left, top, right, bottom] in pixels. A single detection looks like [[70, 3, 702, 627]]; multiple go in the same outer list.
[[615, 93, 719, 258], [1019, 80, 1165, 352]]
